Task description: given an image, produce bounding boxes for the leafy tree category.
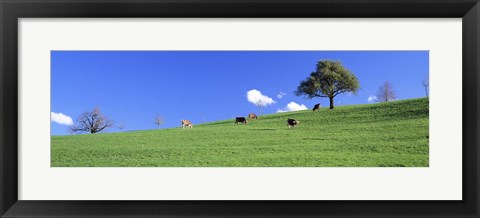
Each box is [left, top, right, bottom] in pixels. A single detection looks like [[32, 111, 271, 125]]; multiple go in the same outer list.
[[70, 107, 114, 134], [295, 60, 360, 109], [376, 81, 397, 102]]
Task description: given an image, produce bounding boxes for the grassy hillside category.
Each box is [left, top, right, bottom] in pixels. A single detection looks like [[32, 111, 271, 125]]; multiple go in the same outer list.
[[51, 98, 429, 167]]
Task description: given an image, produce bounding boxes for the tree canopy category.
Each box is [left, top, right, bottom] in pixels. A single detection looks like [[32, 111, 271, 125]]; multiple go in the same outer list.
[[295, 60, 360, 109]]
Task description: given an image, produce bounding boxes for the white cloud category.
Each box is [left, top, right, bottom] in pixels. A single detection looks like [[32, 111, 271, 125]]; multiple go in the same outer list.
[[247, 89, 276, 107], [368, 95, 378, 103], [277, 91, 286, 99], [277, 102, 308, 113], [51, 112, 73, 126]]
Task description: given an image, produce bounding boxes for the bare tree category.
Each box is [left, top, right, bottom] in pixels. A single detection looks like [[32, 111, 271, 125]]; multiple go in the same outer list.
[[247, 90, 275, 113], [154, 114, 164, 128], [422, 78, 429, 97], [255, 99, 265, 114], [376, 81, 397, 102], [70, 107, 114, 134], [117, 122, 125, 131]]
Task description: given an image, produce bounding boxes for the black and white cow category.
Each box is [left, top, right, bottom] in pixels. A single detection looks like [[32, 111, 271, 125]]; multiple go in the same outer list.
[[235, 117, 248, 125], [287, 119, 299, 128]]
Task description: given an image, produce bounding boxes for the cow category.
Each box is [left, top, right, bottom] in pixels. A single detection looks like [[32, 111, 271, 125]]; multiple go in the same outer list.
[[235, 117, 248, 125], [181, 120, 193, 129], [287, 119, 299, 128], [313, 103, 321, 111], [247, 113, 258, 120]]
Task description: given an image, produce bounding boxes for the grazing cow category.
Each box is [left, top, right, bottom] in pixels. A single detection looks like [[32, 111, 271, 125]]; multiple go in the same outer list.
[[181, 120, 193, 129], [313, 103, 321, 111], [248, 113, 258, 120], [235, 117, 248, 125], [287, 119, 299, 128]]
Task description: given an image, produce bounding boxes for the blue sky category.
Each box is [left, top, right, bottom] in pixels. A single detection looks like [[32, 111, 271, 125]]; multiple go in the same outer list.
[[51, 51, 428, 135]]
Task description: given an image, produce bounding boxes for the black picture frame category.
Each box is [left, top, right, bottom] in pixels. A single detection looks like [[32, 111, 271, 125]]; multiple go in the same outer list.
[[1, 0, 479, 217]]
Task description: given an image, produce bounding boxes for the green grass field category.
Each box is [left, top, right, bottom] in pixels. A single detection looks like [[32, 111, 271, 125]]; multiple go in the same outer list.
[[51, 98, 429, 167]]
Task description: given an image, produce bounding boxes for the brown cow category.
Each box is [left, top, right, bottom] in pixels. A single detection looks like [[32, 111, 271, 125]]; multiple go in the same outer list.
[[181, 120, 193, 129], [248, 113, 258, 120]]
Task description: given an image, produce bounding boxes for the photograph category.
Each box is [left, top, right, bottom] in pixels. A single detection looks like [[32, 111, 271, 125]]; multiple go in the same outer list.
[[51, 50, 429, 167], [3, 0, 477, 216]]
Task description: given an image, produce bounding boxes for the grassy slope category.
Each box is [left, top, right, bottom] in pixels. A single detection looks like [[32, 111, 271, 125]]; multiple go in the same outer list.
[[51, 98, 429, 167]]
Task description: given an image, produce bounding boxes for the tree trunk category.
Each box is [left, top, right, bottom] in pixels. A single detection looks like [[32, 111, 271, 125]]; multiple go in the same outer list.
[[329, 96, 334, 109]]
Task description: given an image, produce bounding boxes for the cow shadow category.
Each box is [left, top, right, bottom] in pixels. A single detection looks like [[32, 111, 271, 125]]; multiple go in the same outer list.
[[302, 138, 325, 141]]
